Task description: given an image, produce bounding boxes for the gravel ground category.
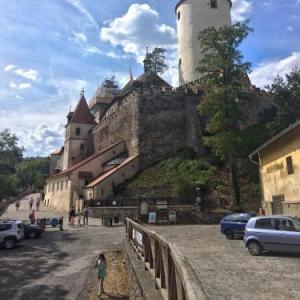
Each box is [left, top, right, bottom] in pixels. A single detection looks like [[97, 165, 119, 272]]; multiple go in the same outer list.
[[0, 194, 125, 300], [151, 225, 300, 300], [86, 251, 129, 300]]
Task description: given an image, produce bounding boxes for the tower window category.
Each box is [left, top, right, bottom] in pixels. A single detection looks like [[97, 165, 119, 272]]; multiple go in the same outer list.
[[210, 0, 218, 9], [76, 127, 80, 136], [286, 156, 294, 175], [179, 58, 182, 66], [177, 11, 181, 20]]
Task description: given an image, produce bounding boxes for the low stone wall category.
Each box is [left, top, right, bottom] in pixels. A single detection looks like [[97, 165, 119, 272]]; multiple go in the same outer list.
[[123, 239, 163, 300], [88, 206, 227, 224]]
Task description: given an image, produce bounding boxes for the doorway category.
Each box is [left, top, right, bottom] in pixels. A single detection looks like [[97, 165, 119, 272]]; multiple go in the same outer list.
[[272, 195, 284, 215]]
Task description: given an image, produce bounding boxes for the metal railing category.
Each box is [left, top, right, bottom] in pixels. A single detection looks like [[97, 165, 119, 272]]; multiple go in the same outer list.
[[125, 218, 206, 300]]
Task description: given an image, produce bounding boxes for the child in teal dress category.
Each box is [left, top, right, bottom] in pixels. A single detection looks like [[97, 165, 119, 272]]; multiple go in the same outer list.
[[96, 253, 107, 296]]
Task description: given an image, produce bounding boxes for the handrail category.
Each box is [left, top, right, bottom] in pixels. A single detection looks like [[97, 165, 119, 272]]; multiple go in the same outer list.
[[125, 218, 206, 300]]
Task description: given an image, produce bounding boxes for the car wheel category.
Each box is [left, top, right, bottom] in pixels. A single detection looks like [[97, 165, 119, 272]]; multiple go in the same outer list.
[[29, 231, 36, 239], [4, 238, 16, 249], [247, 241, 262, 256], [225, 230, 234, 240]]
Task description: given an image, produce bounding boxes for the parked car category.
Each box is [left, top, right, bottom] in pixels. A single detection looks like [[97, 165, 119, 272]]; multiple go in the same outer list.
[[220, 212, 256, 239], [244, 216, 300, 256], [24, 224, 42, 239], [0, 220, 24, 249]]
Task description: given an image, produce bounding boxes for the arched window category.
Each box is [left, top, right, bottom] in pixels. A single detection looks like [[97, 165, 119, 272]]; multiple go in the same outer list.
[[211, 0, 218, 9]]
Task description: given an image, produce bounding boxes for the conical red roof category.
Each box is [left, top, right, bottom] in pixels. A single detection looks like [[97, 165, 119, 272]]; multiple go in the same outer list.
[[70, 95, 95, 124]]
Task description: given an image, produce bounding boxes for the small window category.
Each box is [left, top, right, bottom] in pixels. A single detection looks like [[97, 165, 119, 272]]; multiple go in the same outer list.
[[85, 179, 90, 186], [0, 224, 12, 231], [76, 127, 81, 136], [177, 11, 181, 20], [210, 0, 218, 9], [179, 58, 182, 66], [286, 156, 294, 175], [255, 218, 274, 230], [65, 180, 68, 189], [60, 182, 63, 190], [56, 182, 59, 191], [80, 144, 84, 151], [101, 189, 104, 196]]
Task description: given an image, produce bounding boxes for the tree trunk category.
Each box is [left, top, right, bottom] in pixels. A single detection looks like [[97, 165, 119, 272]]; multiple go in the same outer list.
[[229, 156, 241, 208]]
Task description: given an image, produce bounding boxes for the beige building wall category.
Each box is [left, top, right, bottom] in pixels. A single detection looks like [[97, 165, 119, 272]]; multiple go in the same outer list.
[[45, 141, 126, 211], [84, 156, 139, 200], [176, 0, 231, 85], [44, 177, 72, 211], [259, 126, 300, 216]]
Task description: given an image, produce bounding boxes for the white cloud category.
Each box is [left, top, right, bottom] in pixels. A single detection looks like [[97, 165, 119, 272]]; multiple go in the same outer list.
[[10, 81, 32, 89], [65, 0, 98, 29], [86, 46, 103, 55], [250, 52, 300, 88], [20, 123, 65, 156], [231, 0, 253, 22], [100, 4, 176, 62], [15, 68, 38, 81], [16, 95, 24, 100], [73, 32, 87, 43], [19, 83, 32, 89], [4, 64, 16, 72], [10, 82, 18, 89]]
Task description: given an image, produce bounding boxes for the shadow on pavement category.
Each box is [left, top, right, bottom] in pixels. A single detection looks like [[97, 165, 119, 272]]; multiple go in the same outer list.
[[0, 230, 79, 299]]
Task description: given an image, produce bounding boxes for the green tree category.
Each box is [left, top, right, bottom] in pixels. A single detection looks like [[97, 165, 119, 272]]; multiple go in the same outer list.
[[147, 48, 168, 75], [197, 22, 253, 207], [16, 157, 50, 190], [267, 68, 300, 135], [0, 129, 23, 199]]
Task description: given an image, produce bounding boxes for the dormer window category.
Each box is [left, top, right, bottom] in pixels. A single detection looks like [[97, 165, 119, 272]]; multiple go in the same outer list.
[[211, 0, 218, 9], [76, 127, 80, 136]]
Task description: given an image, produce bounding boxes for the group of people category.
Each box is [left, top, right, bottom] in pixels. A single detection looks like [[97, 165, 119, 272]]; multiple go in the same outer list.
[[68, 206, 89, 227], [15, 196, 41, 212]]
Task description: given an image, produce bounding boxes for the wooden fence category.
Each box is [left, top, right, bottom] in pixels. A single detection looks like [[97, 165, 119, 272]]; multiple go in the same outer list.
[[125, 218, 206, 300]]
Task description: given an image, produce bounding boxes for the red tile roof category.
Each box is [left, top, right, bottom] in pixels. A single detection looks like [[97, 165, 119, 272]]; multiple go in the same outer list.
[[70, 95, 96, 124], [46, 141, 125, 180], [85, 155, 138, 188]]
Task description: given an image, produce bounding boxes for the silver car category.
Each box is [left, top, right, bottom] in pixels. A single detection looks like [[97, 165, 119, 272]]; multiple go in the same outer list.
[[244, 216, 300, 256], [0, 220, 24, 249]]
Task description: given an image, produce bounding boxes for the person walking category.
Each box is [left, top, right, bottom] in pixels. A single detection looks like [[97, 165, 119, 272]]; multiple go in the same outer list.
[[29, 197, 34, 211], [78, 213, 82, 227], [15, 199, 20, 211], [36, 197, 41, 211], [83, 208, 89, 226], [69, 206, 76, 225], [58, 216, 64, 231], [95, 253, 107, 296], [29, 210, 36, 224]]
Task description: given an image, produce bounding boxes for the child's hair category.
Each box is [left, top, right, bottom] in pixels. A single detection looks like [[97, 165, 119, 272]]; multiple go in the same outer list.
[[98, 253, 106, 261]]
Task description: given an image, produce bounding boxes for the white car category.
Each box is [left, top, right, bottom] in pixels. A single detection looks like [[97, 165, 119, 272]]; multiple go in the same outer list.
[[0, 220, 24, 249]]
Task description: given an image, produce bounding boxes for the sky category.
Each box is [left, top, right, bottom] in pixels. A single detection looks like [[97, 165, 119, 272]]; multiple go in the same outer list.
[[0, 0, 299, 157]]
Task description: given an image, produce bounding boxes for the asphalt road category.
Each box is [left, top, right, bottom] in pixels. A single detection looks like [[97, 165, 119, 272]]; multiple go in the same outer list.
[[0, 194, 125, 300], [152, 225, 300, 300]]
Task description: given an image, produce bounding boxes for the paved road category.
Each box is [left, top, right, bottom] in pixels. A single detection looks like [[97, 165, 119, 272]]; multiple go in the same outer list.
[[152, 225, 300, 300], [0, 194, 125, 300]]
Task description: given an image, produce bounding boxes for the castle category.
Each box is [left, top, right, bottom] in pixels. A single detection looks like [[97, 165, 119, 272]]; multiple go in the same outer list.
[[44, 0, 268, 211]]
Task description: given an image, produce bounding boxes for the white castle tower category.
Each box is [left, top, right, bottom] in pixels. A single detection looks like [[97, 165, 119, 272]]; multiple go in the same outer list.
[[176, 0, 232, 85]]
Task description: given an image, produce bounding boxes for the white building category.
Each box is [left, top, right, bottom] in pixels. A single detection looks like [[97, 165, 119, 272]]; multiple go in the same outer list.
[[176, 0, 232, 85]]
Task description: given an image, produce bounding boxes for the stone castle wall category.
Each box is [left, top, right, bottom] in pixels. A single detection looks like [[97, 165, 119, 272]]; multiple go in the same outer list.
[[92, 88, 203, 169], [92, 92, 140, 157]]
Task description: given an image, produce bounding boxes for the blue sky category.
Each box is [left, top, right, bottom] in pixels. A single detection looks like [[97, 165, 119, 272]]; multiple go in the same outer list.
[[0, 0, 299, 157]]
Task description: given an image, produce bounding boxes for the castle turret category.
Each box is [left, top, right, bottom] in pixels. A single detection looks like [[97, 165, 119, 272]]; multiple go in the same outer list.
[[62, 90, 95, 170], [176, 0, 232, 85]]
